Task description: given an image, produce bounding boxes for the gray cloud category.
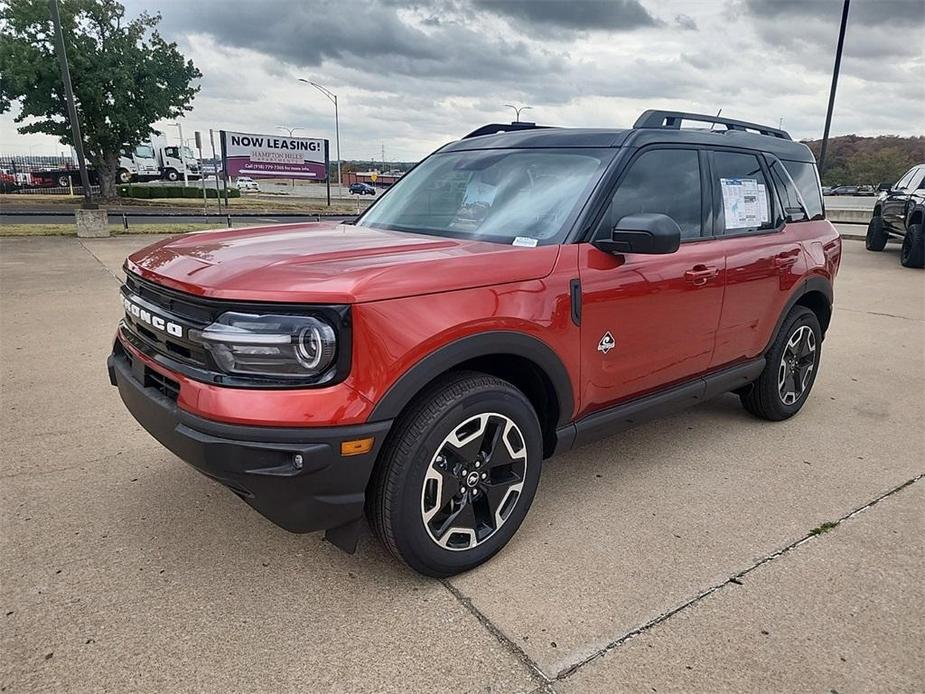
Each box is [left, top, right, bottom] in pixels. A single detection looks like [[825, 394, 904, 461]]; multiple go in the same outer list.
[[473, 0, 659, 32]]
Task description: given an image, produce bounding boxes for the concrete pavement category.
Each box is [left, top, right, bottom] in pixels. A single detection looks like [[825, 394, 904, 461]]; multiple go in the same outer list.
[[1, 235, 922, 693]]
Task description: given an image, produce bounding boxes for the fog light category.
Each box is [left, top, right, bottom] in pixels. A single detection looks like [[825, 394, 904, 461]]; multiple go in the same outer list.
[[293, 454, 303, 469], [341, 438, 374, 457]]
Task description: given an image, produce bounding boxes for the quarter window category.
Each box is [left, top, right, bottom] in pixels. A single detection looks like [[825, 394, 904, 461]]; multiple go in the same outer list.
[[712, 151, 774, 235], [782, 160, 824, 220], [603, 149, 702, 240]]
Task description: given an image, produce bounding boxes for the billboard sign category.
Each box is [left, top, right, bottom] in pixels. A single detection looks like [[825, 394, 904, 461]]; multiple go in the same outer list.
[[220, 131, 328, 180]]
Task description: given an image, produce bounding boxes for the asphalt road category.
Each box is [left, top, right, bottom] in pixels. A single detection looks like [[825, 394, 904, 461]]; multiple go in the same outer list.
[[1, 238, 922, 692]]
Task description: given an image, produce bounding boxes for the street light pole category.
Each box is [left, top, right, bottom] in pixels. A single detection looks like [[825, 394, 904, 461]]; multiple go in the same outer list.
[[819, 0, 850, 177], [170, 122, 189, 187], [48, 0, 93, 206], [504, 104, 532, 123], [299, 78, 341, 197], [276, 126, 302, 188]]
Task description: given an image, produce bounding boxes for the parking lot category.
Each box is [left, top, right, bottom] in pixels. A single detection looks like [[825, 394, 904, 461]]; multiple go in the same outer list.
[[1, 234, 922, 692]]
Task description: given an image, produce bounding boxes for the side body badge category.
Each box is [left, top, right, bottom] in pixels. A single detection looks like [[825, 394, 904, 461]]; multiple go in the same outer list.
[[598, 331, 615, 354]]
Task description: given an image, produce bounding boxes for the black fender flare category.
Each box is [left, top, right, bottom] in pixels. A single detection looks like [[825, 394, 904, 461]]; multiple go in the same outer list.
[[763, 276, 833, 353], [368, 330, 575, 427]]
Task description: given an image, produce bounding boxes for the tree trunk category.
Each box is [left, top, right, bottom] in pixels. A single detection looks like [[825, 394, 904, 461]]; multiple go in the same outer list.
[[95, 152, 120, 202]]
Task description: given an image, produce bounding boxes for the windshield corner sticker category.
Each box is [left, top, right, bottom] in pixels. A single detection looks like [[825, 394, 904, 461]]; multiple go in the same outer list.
[[597, 331, 615, 354], [720, 177, 761, 230], [512, 236, 538, 248]]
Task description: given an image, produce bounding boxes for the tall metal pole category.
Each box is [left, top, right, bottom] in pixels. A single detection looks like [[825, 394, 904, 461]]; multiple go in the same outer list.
[[818, 0, 850, 177], [209, 129, 222, 212], [333, 94, 341, 198], [48, 0, 93, 206], [299, 78, 342, 197]]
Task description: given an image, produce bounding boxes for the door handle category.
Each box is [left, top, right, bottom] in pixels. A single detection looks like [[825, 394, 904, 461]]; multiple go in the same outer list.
[[684, 265, 718, 285], [772, 250, 800, 268]]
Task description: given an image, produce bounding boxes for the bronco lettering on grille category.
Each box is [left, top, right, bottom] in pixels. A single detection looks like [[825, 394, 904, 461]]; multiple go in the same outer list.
[[122, 295, 183, 337]]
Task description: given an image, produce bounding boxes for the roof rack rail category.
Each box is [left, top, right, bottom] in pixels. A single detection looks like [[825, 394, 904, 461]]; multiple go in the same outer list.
[[633, 110, 791, 140], [462, 122, 547, 139]]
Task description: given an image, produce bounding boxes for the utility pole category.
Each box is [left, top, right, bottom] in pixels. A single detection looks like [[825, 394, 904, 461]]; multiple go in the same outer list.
[[48, 0, 93, 207], [504, 104, 532, 123], [169, 122, 189, 187], [819, 0, 850, 176]]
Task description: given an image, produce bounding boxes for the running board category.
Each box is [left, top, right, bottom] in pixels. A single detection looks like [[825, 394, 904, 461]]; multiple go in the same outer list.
[[555, 358, 765, 452]]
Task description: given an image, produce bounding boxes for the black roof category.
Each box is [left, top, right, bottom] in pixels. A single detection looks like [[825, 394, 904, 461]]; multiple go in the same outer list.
[[443, 110, 816, 163]]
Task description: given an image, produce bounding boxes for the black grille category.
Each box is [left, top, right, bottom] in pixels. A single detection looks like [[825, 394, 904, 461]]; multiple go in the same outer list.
[[120, 276, 212, 369], [144, 367, 180, 401]]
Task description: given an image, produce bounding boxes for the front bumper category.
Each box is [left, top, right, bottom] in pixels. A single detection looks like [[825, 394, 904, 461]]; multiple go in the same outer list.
[[107, 347, 391, 547]]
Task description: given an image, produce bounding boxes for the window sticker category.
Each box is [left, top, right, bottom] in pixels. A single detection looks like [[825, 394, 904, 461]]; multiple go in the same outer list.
[[512, 236, 538, 247], [720, 177, 761, 229], [757, 183, 770, 223]]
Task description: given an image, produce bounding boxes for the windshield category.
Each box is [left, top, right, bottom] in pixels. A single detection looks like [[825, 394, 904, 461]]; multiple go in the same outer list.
[[182, 146, 195, 159], [358, 148, 612, 245], [134, 145, 154, 159]]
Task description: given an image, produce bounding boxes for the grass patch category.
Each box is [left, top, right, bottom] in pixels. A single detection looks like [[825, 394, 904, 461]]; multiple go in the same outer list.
[[1, 192, 368, 214], [809, 521, 839, 536], [0, 223, 217, 237]]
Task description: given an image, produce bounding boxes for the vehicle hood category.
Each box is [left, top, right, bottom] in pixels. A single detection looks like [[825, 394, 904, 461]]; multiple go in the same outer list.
[[125, 221, 560, 303]]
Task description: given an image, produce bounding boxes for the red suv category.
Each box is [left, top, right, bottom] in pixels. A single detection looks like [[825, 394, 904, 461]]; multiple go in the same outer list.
[[108, 110, 841, 576]]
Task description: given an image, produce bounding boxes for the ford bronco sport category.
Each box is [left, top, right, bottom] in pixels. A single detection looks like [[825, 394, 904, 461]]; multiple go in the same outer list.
[[108, 110, 841, 577]]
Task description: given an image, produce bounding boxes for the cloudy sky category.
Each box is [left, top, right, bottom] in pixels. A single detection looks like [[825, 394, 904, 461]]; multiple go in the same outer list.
[[2, 0, 923, 160]]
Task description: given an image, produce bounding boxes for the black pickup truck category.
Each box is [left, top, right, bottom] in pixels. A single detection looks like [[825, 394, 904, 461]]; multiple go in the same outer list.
[[866, 164, 925, 268]]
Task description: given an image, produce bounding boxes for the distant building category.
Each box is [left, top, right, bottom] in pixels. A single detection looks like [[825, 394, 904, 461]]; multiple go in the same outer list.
[[344, 170, 403, 187]]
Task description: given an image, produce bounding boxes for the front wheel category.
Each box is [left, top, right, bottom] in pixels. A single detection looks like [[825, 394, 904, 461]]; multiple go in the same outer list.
[[900, 224, 924, 268], [117, 169, 132, 184], [367, 372, 542, 577], [165, 169, 179, 182], [740, 307, 822, 421], [866, 215, 889, 251]]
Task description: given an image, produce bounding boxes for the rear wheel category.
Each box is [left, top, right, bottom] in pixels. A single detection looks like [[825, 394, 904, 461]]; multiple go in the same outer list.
[[900, 223, 924, 268], [740, 307, 822, 421], [865, 215, 889, 251], [367, 371, 542, 577]]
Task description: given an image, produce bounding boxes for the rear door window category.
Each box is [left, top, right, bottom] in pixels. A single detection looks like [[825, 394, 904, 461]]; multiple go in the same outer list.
[[782, 160, 824, 220], [711, 151, 775, 235]]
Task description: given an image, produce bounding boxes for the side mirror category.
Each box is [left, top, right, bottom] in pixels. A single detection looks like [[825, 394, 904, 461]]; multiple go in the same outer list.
[[877, 182, 892, 192], [593, 213, 681, 255]]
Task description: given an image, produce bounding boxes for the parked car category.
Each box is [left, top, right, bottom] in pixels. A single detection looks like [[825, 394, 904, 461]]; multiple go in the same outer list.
[[235, 176, 259, 192], [108, 110, 841, 576], [829, 185, 859, 196], [349, 182, 377, 195], [865, 164, 925, 268]]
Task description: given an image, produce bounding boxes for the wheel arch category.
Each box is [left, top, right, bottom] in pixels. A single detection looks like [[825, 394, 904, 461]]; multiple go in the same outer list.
[[908, 206, 924, 228], [765, 277, 833, 353], [368, 331, 574, 459]]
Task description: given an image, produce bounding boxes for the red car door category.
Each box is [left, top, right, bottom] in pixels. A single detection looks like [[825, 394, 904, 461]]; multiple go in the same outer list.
[[578, 147, 725, 416], [708, 151, 806, 367]]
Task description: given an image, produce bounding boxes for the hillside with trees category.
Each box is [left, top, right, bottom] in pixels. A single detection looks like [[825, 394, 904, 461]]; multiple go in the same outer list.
[[802, 135, 925, 187]]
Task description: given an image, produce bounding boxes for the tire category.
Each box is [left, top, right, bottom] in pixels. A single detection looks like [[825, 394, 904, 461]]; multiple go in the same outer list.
[[117, 169, 132, 184], [865, 215, 889, 251], [367, 371, 543, 577], [740, 306, 822, 421], [165, 169, 179, 182], [900, 223, 924, 268], [58, 175, 70, 188]]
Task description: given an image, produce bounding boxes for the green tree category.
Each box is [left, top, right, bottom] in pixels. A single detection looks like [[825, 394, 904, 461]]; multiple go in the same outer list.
[[0, 0, 200, 199]]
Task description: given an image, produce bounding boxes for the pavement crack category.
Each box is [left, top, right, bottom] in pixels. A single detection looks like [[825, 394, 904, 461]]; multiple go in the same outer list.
[[835, 306, 922, 322], [77, 238, 122, 283], [554, 472, 924, 681], [440, 578, 550, 687]]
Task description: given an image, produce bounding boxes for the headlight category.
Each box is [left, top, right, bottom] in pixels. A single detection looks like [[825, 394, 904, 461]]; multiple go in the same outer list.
[[193, 312, 337, 380]]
